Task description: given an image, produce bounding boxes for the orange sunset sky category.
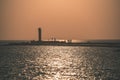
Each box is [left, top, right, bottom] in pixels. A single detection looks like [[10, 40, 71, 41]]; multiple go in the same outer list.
[[0, 0, 120, 40]]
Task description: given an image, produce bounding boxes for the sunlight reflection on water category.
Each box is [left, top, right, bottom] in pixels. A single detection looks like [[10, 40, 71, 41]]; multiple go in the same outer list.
[[33, 46, 85, 80], [0, 46, 120, 80]]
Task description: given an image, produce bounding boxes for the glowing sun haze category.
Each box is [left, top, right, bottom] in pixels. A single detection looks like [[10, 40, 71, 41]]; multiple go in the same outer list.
[[0, 0, 120, 40]]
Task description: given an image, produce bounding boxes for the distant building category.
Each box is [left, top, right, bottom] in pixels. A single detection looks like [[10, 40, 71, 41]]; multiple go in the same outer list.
[[38, 28, 42, 42]]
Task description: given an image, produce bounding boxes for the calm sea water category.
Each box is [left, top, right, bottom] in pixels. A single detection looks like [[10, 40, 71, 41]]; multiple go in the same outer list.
[[0, 46, 120, 80]]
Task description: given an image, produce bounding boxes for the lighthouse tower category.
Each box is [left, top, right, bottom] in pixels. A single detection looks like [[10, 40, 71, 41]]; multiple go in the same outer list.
[[38, 28, 42, 42]]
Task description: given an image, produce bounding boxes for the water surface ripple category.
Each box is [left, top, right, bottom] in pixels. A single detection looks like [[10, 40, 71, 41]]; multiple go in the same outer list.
[[0, 46, 120, 80]]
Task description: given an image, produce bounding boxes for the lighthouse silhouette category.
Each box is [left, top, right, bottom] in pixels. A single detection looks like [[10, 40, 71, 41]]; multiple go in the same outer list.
[[38, 28, 42, 42]]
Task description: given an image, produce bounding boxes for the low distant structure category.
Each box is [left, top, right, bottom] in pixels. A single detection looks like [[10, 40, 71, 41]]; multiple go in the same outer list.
[[67, 40, 72, 43]]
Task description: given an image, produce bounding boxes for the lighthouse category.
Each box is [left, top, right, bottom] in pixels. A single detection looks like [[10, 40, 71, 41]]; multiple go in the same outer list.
[[38, 28, 42, 42]]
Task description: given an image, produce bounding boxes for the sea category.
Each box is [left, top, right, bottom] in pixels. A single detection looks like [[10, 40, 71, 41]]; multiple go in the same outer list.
[[0, 43, 120, 80]]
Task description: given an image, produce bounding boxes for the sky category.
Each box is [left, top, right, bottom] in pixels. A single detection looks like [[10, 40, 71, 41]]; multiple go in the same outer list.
[[0, 0, 120, 40]]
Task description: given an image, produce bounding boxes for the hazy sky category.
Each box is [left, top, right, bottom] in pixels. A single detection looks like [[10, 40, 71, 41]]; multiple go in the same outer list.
[[0, 0, 120, 40]]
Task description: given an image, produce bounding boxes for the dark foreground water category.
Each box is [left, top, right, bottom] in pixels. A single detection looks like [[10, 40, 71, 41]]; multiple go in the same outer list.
[[0, 46, 120, 80]]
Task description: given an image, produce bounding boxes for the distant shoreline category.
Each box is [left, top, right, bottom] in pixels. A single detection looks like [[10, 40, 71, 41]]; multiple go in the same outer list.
[[1, 42, 120, 47], [0, 40, 120, 47]]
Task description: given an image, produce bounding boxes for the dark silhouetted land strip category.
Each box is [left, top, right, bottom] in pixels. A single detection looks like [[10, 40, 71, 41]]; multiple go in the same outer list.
[[1, 41, 120, 47]]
